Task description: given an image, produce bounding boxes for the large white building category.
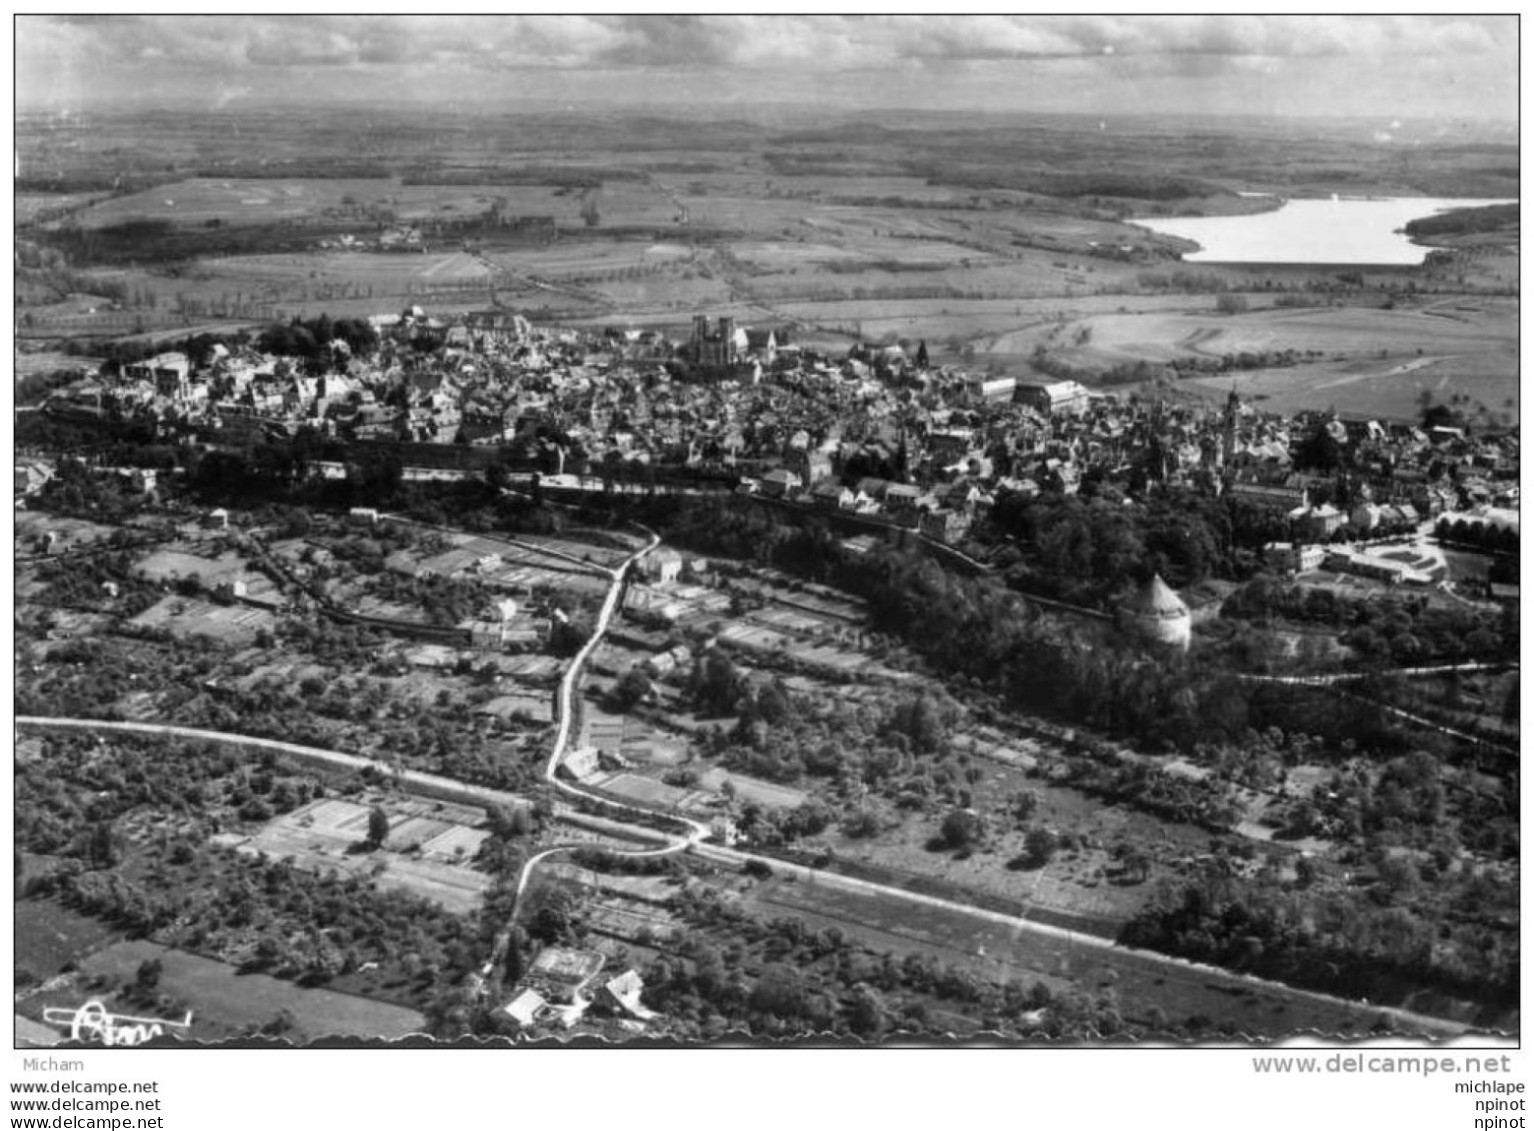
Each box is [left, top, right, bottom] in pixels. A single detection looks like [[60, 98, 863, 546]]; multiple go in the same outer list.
[[1118, 574, 1192, 651], [1015, 379, 1090, 416]]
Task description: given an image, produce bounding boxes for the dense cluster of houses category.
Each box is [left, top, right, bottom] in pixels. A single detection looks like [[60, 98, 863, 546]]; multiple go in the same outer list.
[[500, 946, 657, 1033], [45, 306, 1518, 560]]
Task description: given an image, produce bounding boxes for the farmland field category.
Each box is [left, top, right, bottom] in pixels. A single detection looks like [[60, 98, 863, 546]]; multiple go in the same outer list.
[[128, 595, 277, 644], [987, 294, 1519, 422], [1025, 301, 1516, 367], [1179, 358, 1520, 425], [63, 177, 585, 231]]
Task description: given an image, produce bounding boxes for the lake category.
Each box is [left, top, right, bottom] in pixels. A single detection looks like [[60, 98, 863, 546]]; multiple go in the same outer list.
[[1132, 196, 1515, 266]]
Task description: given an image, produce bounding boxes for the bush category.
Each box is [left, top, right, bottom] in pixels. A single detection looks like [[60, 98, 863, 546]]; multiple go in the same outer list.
[[742, 858, 773, 880], [938, 808, 984, 851]]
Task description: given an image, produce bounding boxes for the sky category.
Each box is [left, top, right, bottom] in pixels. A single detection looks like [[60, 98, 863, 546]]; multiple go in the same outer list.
[[14, 14, 1520, 124]]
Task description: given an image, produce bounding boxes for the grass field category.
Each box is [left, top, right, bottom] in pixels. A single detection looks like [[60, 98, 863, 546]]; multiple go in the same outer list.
[[31, 939, 425, 1042], [1073, 301, 1512, 365], [16, 349, 103, 377], [15, 895, 124, 987], [17, 190, 112, 223], [1180, 359, 1519, 425], [134, 548, 249, 585]]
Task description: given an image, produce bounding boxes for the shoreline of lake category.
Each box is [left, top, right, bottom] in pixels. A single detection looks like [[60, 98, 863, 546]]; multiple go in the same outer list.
[[1131, 196, 1516, 266]]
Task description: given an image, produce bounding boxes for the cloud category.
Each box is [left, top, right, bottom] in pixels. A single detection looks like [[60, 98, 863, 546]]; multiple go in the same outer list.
[[20, 14, 1517, 75], [15, 15, 1517, 119]]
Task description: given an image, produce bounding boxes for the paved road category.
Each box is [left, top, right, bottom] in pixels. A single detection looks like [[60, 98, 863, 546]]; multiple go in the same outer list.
[[1239, 661, 1515, 688], [17, 537, 1488, 1035], [18, 718, 1475, 1033], [690, 842, 1470, 1037], [13, 716, 533, 812], [1238, 663, 1518, 752], [478, 523, 711, 981]]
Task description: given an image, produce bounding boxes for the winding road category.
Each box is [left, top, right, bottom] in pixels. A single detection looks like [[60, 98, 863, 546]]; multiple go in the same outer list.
[[16, 522, 1485, 1036], [477, 523, 711, 982]]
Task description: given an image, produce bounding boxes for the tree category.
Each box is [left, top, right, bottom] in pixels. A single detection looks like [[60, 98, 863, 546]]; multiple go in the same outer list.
[[1376, 855, 1421, 902], [1115, 845, 1151, 884], [366, 805, 390, 849], [1011, 790, 1041, 825], [846, 983, 888, 1038], [529, 889, 578, 945], [610, 667, 653, 711], [693, 651, 743, 717], [1021, 827, 1058, 869], [486, 803, 529, 840], [505, 931, 525, 985], [1294, 423, 1345, 472], [133, 958, 163, 995], [939, 808, 984, 851], [88, 821, 119, 868]]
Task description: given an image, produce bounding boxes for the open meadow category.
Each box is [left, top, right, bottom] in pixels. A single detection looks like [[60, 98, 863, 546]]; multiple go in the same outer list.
[[27, 939, 425, 1042]]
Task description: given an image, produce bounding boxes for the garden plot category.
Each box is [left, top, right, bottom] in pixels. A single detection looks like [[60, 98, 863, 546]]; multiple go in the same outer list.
[[223, 796, 492, 915], [584, 771, 693, 811], [575, 689, 689, 764], [402, 643, 460, 669], [401, 536, 613, 595], [749, 605, 836, 635], [625, 585, 730, 623], [495, 654, 564, 680], [717, 621, 792, 651], [410, 546, 484, 575], [719, 621, 907, 681], [581, 702, 627, 754], [475, 691, 554, 726], [511, 534, 630, 570], [584, 762, 805, 817], [134, 548, 251, 587], [584, 900, 681, 944], [762, 589, 868, 623], [15, 513, 121, 553], [542, 866, 686, 942], [616, 722, 689, 766], [128, 595, 276, 644], [350, 594, 428, 621], [697, 768, 806, 810]]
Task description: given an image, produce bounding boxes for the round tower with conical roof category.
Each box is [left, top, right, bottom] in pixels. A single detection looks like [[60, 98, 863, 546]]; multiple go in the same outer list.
[[1119, 573, 1191, 651]]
